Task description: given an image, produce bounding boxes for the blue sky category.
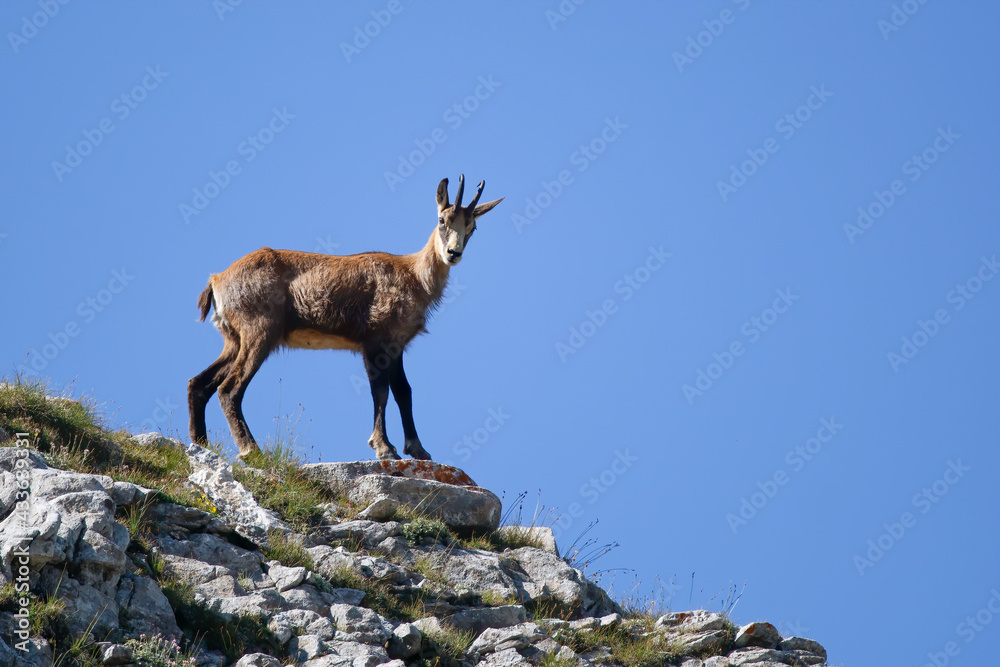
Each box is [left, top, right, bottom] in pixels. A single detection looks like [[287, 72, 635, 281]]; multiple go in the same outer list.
[[3, 2, 999, 664]]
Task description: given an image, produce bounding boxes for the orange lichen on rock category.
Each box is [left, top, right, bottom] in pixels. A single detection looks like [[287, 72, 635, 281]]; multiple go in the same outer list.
[[375, 459, 477, 486]]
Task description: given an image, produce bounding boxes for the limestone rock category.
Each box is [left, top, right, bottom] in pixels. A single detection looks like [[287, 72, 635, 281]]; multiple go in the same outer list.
[[302, 460, 501, 531], [328, 603, 394, 644], [502, 547, 621, 617], [115, 573, 181, 640], [387, 622, 422, 659], [778, 636, 827, 660], [444, 605, 528, 634], [184, 443, 291, 542], [497, 526, 559, 555], [232, 653, 282, 667], [734, 621, 782, 649]]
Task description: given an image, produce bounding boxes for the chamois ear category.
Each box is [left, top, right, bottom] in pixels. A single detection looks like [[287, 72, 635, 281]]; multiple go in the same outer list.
[[436, 179, 450, 210], [473, 197, 504, 218]]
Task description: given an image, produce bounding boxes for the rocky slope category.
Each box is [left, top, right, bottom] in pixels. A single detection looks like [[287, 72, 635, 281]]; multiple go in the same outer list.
[[0, 392, 831, 667]]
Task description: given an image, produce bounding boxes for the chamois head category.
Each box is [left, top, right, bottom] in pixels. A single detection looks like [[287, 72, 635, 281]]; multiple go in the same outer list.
[[435, 174, 503, 266]]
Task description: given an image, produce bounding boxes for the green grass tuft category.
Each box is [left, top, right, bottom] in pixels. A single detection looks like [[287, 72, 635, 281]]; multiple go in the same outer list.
[[261, 530, 314, 570]]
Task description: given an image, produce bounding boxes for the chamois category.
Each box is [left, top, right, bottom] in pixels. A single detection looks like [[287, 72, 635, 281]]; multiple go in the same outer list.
[[187, 175, 503, 461]]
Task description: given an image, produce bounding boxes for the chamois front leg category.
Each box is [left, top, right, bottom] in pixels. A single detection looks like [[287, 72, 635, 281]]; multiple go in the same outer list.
[[364, 350, 401, 461], [388, 354, 432, 460]]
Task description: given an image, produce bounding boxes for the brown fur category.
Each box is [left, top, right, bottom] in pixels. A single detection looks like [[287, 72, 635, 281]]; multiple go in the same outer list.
[[187, 175, 503, 460]]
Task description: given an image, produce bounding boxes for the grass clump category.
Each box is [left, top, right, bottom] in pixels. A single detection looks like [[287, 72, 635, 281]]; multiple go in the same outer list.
[[232, 444, 334, 531], [479, 589, 519, 607], [401, 517, 452, 546], [0, 379, 126, 467], [124, 635, 196, 667], [552, 622, 672, 667], [419, 625, 475, 666], [0, 379, 199, 507], [261, 530, 314, 570]]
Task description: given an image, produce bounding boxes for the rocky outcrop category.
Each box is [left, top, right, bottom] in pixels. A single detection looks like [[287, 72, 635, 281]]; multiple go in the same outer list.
[[301, 460, 502, 532], [0, 429, 832, 667]]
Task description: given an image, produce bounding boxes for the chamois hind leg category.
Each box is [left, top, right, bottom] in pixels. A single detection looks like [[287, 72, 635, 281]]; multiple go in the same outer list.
[[218, 331, 275, 460], [364, 348, 401, 461], [388, 354, 431, 460], [188, 338, 239, 445]]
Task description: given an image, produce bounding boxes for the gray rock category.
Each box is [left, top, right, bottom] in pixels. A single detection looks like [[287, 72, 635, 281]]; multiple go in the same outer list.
[[387, 622, 422, 659], [445, 605, 528, 634], [194, 650, 227, 667], [599, 612, 622, 627], [8, 636, 51, 667], [280, 584, 332, 615], [232, 654, 281, 667], [675, 629, 731, 655], [267, 613, 294, 645], [479, 647, 533, 665], [204, 589, 284, 619], [40, 571, 119, 636], [777, 637, 826, 660], [185, 443, 291, 542], [430, 547, 519, 600], [317, 520, 396, 548], [302, 460, 501, 531], [726, 647, 806, 665], [734, 621, 782, 649], [290, 634, 327, 661], [325, 587, 366, 606], [267, 561, 306, 592], [502, 547, 621, 618], [356, 495, 398, 521], [194, 574, 245, 598], [300, 640, 390, 666], [116, 573, 181, 640], [0, 427, 10, 445], [132, 432, 183, 449], [279, 608, 323, 628], [329, 603, 394, 644], [159, 553, 232, 585], [156, 532, 261, 576], [656, 609, 726, 633], [100, 644, 133, 666], [470, 621, 547, 655], [497, 526, 559, 555], [305, 616, 337, 640]]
